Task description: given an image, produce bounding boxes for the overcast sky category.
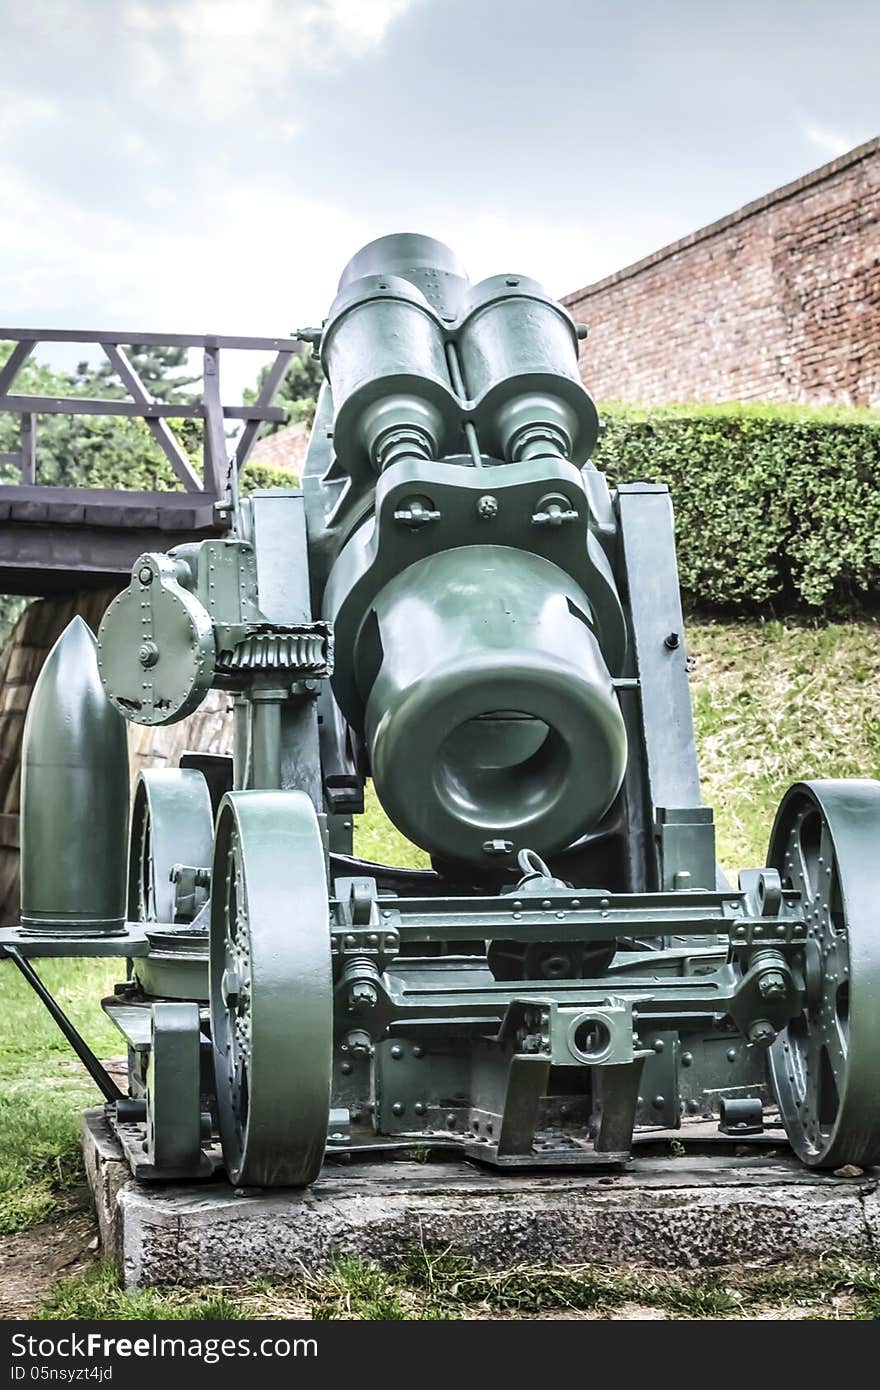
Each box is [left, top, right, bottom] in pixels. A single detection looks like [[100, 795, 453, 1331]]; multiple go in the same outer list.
[[1, 0, 878, 399]]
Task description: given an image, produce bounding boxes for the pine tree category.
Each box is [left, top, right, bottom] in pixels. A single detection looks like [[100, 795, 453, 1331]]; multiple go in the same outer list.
[[79, 344, 200, 404], [246, 344, 324, 435]]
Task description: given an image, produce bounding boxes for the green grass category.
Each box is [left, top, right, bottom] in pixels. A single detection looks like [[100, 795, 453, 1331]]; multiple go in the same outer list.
[[39, 1262, 245, 1321], [2, 618, 879, 1313], [689, 620, 880, 873], [0, 793, 425, 1237], [38, 1251, 880, 1321], [354, 780, 429, 869], [0, 957, 120, 1233]]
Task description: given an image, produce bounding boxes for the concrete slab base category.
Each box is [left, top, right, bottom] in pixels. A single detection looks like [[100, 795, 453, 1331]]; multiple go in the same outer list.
[[82, 1110, 880, 1289]]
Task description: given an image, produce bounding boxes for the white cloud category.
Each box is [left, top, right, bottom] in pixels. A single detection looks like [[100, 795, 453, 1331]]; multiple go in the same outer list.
[[118, 0, 421, 118], [425, 209, 631, 301], [0, 154, 373, 397], [803, 121, 860, 159], [0, 96, 59, 143], [125, 0, 412, 52]]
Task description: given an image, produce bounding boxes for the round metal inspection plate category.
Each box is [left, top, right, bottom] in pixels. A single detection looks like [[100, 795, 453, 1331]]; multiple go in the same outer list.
[[767, 779, 880, 1169], [210, 790, 333, 1187], [97, 554, 215, 726]]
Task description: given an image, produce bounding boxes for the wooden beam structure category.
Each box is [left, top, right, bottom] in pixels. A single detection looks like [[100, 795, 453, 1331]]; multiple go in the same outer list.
[[0, 326, 314, 593]]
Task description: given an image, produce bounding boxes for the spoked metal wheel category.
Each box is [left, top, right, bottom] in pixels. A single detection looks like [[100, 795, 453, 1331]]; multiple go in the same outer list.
[[129, 769, 214, 923], [210, 790, 332, 1187], [767, 779, 880, 1169]]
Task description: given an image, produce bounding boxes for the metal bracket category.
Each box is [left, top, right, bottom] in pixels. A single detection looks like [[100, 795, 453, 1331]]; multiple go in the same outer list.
[[142, 1002, 211, 1178]]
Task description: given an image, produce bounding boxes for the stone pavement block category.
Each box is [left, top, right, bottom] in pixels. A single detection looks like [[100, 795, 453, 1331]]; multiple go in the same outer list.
[[82, 1110, 879, 1289]]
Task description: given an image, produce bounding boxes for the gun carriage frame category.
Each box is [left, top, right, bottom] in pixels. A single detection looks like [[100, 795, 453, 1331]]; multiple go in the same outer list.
[[4, 234, 879, 1187]]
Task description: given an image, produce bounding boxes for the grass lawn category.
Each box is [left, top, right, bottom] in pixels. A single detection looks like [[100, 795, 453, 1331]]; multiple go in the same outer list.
[[1, 617, 878, 1316], [35, 1250, 880, 1321]]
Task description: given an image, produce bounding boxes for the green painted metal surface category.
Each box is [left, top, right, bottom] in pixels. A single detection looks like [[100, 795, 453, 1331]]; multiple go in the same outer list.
[[20, 616, 129, 935], [128, 769, 214, 924], [209, 791, 332, 1186], [364, 546, 626, 865], [9, 231, 880, 1188], [767, 780, 880, 1168]]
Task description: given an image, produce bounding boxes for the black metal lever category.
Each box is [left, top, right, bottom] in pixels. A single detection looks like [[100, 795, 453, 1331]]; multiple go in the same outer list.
[[5, 947, 124, 1103]]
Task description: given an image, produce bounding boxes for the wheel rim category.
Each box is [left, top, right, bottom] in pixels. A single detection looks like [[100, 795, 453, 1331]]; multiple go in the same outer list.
[[210, 790, 332, 1187], [128, 769, 214, 923], [767, 779, 880, 1169]]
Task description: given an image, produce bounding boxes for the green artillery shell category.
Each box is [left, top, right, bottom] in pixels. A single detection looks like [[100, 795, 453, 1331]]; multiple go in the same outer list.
[[20, 616, 129, 935]]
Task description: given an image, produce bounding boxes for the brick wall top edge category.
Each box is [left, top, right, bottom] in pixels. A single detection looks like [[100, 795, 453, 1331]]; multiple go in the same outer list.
[[562, 136, 880, 307]]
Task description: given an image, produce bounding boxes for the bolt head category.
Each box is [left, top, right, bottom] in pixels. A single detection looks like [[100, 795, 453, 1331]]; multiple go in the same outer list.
[[220, 967, 240, 1009], [748, 1020, 776, 1046], [477, 494, 499, 519], [758, 970, 787, 1000], [349, 980, 378, 1010], [138, 640, 159, 669], [345, 1030, 373, 1057]]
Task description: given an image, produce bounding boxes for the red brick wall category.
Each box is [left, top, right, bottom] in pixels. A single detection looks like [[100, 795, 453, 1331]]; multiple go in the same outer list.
[[247, 421, 310, 474], [563, 139, 880, 406]]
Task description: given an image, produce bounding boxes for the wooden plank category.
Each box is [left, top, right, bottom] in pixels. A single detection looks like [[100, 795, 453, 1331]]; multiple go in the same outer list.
[[0, 813, 19, 849], [0, 396, 283, 422], [0, 523, 224, 594], [0, 848, 20, 926], [201, 347, 227, 495], [0, 686, 29, 714], [1, 395, 205, 418], [0, 342, 34, 396], [83, 502, 160, 528], [20, 415, 36, 484], [6, 646, 44, 683], [0, 484, 208, 508], [234, 347, 296, 469], [223, 405, 286, 422], [1, 329, 298, 351], [0, 485, 220, 528], [31, 500, 87, 526], [9, 499, 49, 523]]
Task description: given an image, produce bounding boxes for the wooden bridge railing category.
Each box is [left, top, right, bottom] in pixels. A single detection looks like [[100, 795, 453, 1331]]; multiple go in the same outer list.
[[0, 328, 317, 593], [0, 328, 310, 497]]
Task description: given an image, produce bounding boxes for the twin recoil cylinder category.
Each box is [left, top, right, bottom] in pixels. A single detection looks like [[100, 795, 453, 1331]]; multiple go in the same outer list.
[[321, 233, 600, 475], [19, 235, 628, 916], [321, 235, 627, 866]]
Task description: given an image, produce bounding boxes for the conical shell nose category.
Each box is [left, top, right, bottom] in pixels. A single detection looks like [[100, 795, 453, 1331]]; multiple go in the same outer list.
[[20, 614, 130, 935]]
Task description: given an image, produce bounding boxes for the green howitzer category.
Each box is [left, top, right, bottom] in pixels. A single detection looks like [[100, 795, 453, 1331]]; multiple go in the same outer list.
[[4, 233, 880, 1186]]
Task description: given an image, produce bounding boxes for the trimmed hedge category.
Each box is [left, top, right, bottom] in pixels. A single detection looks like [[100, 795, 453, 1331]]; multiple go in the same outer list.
[[593, 402, 880, 610]]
